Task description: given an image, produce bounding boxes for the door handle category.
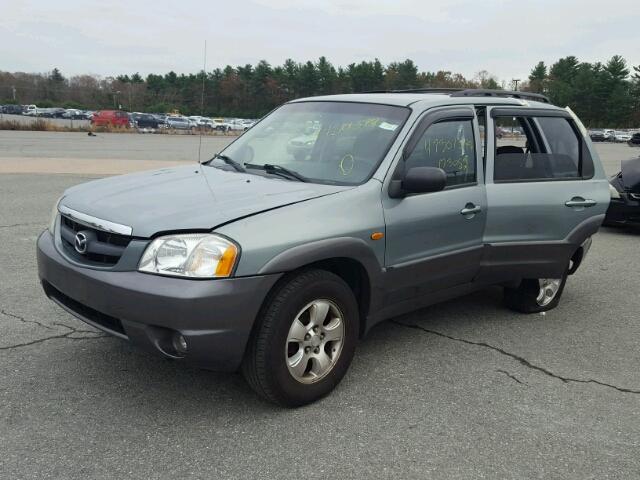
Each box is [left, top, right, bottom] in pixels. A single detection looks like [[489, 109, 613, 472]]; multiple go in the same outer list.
[[565, 197, 597, 208], [460, 204, 482, 216]]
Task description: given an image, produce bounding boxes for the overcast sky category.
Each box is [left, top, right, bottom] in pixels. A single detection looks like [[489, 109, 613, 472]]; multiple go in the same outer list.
[[2, 0, 639, 82]]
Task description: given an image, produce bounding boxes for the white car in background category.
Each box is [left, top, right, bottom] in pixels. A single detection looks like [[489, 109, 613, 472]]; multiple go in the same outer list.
[[23, 105, 41, 116], [191, 116, 216, 129], [226, 119, 253, 131], [613, 131, 632, 143]]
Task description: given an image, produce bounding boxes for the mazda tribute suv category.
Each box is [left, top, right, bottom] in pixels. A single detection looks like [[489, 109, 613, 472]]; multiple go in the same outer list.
[[37, 89, 610, 406]]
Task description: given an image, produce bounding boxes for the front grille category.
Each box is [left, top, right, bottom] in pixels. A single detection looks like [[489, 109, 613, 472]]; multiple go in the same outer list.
[[60, 215, 131, 266], [43, 280, 127, 337]]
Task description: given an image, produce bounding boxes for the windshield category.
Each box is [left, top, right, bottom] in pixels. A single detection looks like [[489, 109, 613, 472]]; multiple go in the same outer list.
[[220, 101, 410, 185]]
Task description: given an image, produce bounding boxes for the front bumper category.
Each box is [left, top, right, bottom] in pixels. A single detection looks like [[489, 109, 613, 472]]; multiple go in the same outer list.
[[37, 231, 281, 371]]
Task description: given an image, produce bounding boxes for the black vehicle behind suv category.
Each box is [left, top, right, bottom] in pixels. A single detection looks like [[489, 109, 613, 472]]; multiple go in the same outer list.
[[132, 113, 160, 129], [628, 133, 640, 147]]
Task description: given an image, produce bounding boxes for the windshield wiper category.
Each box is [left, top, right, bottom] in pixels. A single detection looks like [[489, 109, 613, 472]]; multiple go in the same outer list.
[[205, 154, 246, 172], [245, 163, 308, 182]]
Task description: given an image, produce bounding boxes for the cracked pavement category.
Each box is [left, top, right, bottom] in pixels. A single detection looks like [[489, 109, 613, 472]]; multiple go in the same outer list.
[[1, 140, 640, 479]]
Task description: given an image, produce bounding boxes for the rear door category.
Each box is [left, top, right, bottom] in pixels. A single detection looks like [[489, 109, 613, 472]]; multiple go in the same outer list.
[[480, 106, 609, 282], [382, 106, 487, 304]]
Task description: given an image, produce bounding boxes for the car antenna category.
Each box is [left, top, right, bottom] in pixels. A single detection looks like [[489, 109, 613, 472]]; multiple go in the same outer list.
[[197, 40, 207, 164]]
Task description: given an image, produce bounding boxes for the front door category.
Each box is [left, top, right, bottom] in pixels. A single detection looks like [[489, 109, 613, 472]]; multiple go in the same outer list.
[[382, 106, 487, 305]]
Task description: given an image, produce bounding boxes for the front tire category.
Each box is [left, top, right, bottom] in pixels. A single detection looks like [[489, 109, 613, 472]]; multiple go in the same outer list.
[[504, 271, 568, 313], [242, 269, 359, 407]]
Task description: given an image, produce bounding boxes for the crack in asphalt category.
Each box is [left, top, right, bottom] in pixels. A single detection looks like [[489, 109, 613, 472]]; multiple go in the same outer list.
[[496, 369, 525, 385], [1, 309, 54, 330], [0, 317, 107, 352], [0, 222, 42, 229], [391, 320, 640, 395]]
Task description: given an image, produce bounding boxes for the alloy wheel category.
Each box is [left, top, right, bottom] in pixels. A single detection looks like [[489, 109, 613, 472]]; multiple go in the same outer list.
[[285, 299, 345, 384], [536, 278, 562, 306]]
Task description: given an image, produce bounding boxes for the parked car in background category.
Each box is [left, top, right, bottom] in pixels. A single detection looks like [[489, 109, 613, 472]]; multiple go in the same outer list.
[[210, 118, 230, 131], [605, 157, 640, 227], [286, 124, 321, 161], [628, 133, 640, 147], [23, 105, 38, 116], [1, 104, 24, 114], [62, 109, 86, 120], [194, 117, 215, 129], [166, 116, 192, 130], [24, 106, 43, 117], [132, 113, 160, 129], [90, 110, 130, 128], [614, 131, 632, 143], [39, 108, 66, 118], [226, 119, 251, 131], [603, 129, 616, 141], [152, 114, 168, 127], [589, 130, 606, 142]]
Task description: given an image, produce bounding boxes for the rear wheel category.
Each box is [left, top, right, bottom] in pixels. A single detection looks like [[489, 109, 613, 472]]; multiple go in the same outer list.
[[504, 272, 568, 313], [242, 269, 358, 407]]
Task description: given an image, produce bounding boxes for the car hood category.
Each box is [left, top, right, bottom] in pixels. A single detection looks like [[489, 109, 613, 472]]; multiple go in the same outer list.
[[618, 157, 640, 192], [60, 165, 350, 238]]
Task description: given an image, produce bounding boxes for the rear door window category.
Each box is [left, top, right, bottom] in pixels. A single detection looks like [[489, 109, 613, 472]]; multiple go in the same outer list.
[[493, 115, 593, 182]]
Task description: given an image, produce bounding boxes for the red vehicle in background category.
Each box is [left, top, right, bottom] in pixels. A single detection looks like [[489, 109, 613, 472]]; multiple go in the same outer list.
[[90, 110, 130, 127]]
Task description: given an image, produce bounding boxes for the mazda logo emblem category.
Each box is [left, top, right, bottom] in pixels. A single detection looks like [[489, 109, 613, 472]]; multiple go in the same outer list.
[[74, 232, 88, 254]]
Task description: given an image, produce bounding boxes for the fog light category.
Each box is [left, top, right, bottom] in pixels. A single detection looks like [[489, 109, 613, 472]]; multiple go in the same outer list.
[[172, 333, 188, 354]]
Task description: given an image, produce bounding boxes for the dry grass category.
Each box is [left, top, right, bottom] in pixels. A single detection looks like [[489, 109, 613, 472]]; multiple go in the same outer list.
[[0, 118, 89, 132]]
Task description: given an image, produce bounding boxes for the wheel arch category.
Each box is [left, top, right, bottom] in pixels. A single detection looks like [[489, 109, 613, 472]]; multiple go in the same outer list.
[[257, 237, 384, 336]]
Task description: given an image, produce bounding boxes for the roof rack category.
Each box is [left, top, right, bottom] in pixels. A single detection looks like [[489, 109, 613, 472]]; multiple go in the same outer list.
[[450, 89, 550, 103], [366, 88, 464, 94], [364, 87, 551, 104]]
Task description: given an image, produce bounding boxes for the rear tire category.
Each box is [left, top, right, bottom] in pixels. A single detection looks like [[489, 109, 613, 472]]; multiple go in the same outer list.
[[504, 271, 568, 313], [242, 269, 359, 407]]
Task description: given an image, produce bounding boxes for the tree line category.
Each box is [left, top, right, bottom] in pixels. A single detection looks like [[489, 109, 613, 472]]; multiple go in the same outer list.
[[1, 55, 638, 127]]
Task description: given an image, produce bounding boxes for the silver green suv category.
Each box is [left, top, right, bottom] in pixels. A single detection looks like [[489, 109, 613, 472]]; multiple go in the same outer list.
[[37, 89, 610, 406]]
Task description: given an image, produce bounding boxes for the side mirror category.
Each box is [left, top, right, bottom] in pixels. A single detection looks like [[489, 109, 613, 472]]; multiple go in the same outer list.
[[389, 167, 447, 198]]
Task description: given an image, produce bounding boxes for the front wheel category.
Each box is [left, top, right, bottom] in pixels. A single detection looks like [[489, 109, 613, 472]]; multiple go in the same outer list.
[[242, 269, 359, 407], [504, 272, 568, 313]]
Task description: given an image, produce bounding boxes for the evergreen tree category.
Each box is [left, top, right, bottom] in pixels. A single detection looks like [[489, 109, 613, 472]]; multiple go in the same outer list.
[[528, 61, 547, 93]]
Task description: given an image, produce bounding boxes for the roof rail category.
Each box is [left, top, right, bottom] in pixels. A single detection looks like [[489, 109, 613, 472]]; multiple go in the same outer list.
[[365, 88, 464, 94], [363, 87, 550, 103], [450, 89, 550, 104]]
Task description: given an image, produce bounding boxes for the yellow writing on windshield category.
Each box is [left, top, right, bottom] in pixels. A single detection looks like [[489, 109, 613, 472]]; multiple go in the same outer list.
[[325, 117, 383, 136]]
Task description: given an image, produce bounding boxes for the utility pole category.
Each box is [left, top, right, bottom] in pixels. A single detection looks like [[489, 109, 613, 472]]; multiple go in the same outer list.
[[511, 79, 521, 91], [12, 85, 16, 101]]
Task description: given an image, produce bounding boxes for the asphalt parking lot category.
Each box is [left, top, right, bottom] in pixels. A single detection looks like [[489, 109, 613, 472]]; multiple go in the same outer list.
[[1, 133, 639, 479]]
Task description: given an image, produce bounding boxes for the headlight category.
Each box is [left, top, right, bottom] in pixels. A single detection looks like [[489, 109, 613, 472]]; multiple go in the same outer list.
[[48, 196, 63, 234], [609, 184, 621, 199], [138, 234, 239, 278]]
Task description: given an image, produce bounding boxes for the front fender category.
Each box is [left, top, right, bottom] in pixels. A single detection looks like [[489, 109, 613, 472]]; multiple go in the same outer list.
[[258, 236, 383, 281], [258, 237, 386, 326]]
